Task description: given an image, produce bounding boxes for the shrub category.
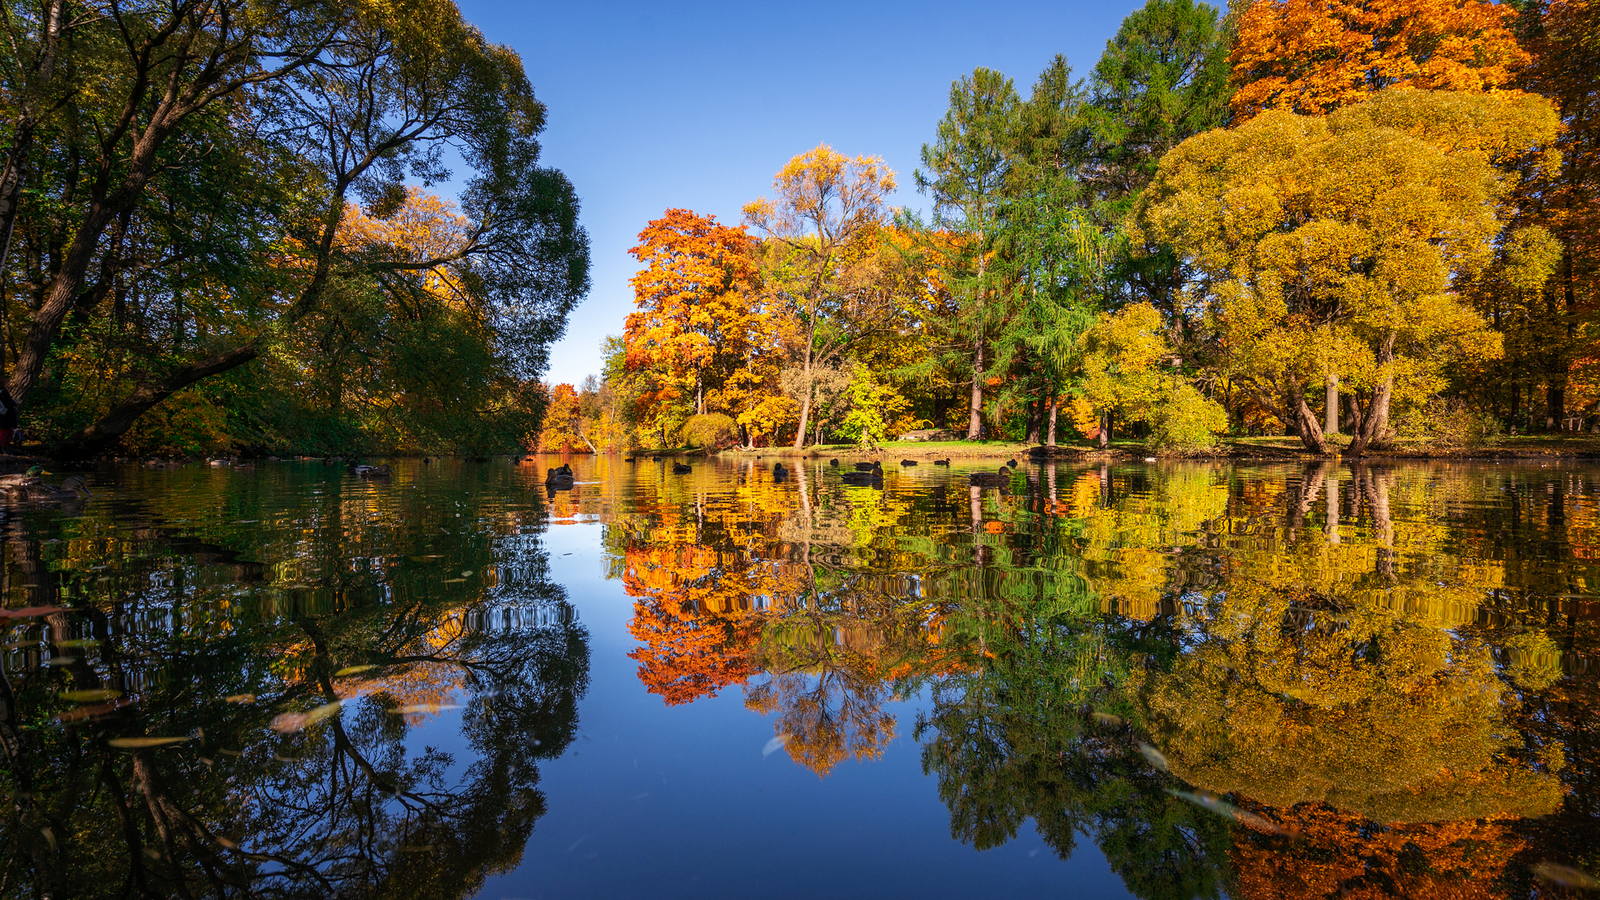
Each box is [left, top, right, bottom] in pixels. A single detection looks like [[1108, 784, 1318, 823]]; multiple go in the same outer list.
[[1393, 398, 1502, 449], [1149, 384, 1229, 451], [681, 413, 738, 450]]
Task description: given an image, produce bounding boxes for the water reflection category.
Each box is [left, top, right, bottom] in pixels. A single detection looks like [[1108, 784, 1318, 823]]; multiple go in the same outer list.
[[0, 462, 585, 898], [600, 457, 1600, 898]]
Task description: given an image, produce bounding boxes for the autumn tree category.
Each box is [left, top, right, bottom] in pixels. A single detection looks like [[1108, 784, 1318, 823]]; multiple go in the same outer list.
[[624, 209, 769, 425], [1498, 0, 1600, 429], [743, 146, 896, 448], [1138, 89, 1561, 454], [1228, 0, 1529, 118]]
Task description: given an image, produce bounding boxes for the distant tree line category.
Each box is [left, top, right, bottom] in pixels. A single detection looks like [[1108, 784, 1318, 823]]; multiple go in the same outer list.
[[583, 0, 1595, 454]]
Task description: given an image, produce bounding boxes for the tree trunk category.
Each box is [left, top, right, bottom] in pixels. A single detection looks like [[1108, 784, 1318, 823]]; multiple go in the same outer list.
[[1290, 383, 1331, 454], [1097, 409, 1110, 449], [1548, 382, 1565, 431], [1025, 395, 1042, 444], [1047, 397, 1057, 447], [56, 344, 260, 457], [1347, 333, 1395, 455], [793, 327, 815, 449], [967, 342, 984, 439], [1325, 374, 1339, 435], [966, 253, 988, 440]]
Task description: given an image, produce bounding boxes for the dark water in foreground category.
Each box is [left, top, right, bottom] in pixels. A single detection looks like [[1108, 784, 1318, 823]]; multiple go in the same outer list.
[[0, 455, 1596, 899]]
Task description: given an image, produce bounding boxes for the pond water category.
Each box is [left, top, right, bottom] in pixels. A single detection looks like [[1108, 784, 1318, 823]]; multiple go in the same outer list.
[[1, 455, 1595, 899]]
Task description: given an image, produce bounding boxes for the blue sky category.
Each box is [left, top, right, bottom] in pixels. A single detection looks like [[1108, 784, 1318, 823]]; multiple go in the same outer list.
[[455, 0, 1149, 386]]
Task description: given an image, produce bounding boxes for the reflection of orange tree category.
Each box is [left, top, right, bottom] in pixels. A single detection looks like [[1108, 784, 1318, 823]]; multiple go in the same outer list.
[[623, 543, 795, 705], [1228, 804, 1527, 900]]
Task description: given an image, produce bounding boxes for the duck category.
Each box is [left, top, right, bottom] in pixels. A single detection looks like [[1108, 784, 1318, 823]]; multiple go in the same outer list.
[[351, 463, 392, 478], [1006, 459, 1017, 468], [969, 469, 1011, 488], [0, 469, 92, 501], [901, 459, 918, 467], [545, 463, 575, 489], [772, 463, 788, 482], [672, 463, 692, 474], [840, 470, 882, 487], [853, 462, 878, 472], [829, 459, 839, 467], [933, 459, 951, 467]]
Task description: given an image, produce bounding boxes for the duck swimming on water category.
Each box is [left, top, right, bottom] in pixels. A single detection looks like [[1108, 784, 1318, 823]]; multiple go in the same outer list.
[[0, 468, 92, 501]]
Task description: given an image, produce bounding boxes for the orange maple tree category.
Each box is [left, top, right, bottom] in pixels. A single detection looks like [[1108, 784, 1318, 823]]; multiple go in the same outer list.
[[1229, 0, 1529, 117], [624, 209, 773, 425]]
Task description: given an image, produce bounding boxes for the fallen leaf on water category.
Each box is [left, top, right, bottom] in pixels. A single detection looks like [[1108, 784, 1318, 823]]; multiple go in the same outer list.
[[108, 736, 190, 749], [273, 753, 300, 763], [55, 638, 98, 649], [216, 837, 237, 849], [1138, 742, 1170, 772], [1167, 789, 1290, 835], [392, 703, 461, 715], [59, 689, 122, 702], [335, 665, 376, 677], [224, 694, 256, 704], [142, 847, 161, 861], [762, 734, 790, 758], [42, 657, 78, 667], [442, 578, 466, 584], [1532, 862, 1600, 889], [271, 701, 342, 733], [1092, 712, 1123, 727], [40, 827, 55, 850]]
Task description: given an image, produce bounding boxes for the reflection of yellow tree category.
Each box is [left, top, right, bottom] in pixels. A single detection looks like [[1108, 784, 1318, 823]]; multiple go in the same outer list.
[[1140, 583, 1564, 824]]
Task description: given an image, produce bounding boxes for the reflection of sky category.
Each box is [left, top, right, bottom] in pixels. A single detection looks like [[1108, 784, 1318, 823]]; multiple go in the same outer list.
[[465, 519, 1133, 898], [453, 0, 1146, 388]]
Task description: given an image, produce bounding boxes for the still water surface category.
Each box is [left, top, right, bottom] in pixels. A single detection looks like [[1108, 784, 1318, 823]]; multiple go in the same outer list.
[[0, 456, 1595, 898]]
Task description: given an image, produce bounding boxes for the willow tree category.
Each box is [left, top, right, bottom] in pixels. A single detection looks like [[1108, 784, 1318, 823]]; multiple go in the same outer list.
[[1138, 89, 1561, 454]]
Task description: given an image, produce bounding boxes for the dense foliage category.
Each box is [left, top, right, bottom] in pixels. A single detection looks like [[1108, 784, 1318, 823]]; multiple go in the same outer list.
[[0, 0, 589, 458], [592, 0, 1591, 455]]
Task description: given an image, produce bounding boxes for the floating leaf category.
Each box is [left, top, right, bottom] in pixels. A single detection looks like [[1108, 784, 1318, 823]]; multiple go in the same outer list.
[[392, 703, 461, 715], [216, 837, 237, 850], [42, 657, 78, 667], [40, 827, 55, 850], [1532, 862, 1600, 889], [224, 694, 256, 704], [762, 734, 790, 758], [1167, 789, 1289, 835], [55, 638, 99, 649], [109, 736, 190, 749], [1138, 742, 1170, 772], [1092, 712, 1123, 727], [60, 689, 122, 703], [335, 665, 376, 677], [271, 701, 342, 733]]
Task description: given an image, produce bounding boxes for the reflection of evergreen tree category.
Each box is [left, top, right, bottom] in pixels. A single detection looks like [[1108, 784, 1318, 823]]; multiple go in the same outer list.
[[916, 601, 1233, 900]]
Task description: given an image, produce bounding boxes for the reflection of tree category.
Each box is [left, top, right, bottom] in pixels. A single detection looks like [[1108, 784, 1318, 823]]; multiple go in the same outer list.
[[915, 604, 1234, 900], [1228, 804, 1528, 900], [0, 464, 588, 898], [1140, 564, 1563, 824]]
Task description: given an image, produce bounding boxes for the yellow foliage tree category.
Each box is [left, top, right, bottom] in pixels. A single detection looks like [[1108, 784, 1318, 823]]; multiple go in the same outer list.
[[1138, 89, 1561, 454]]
